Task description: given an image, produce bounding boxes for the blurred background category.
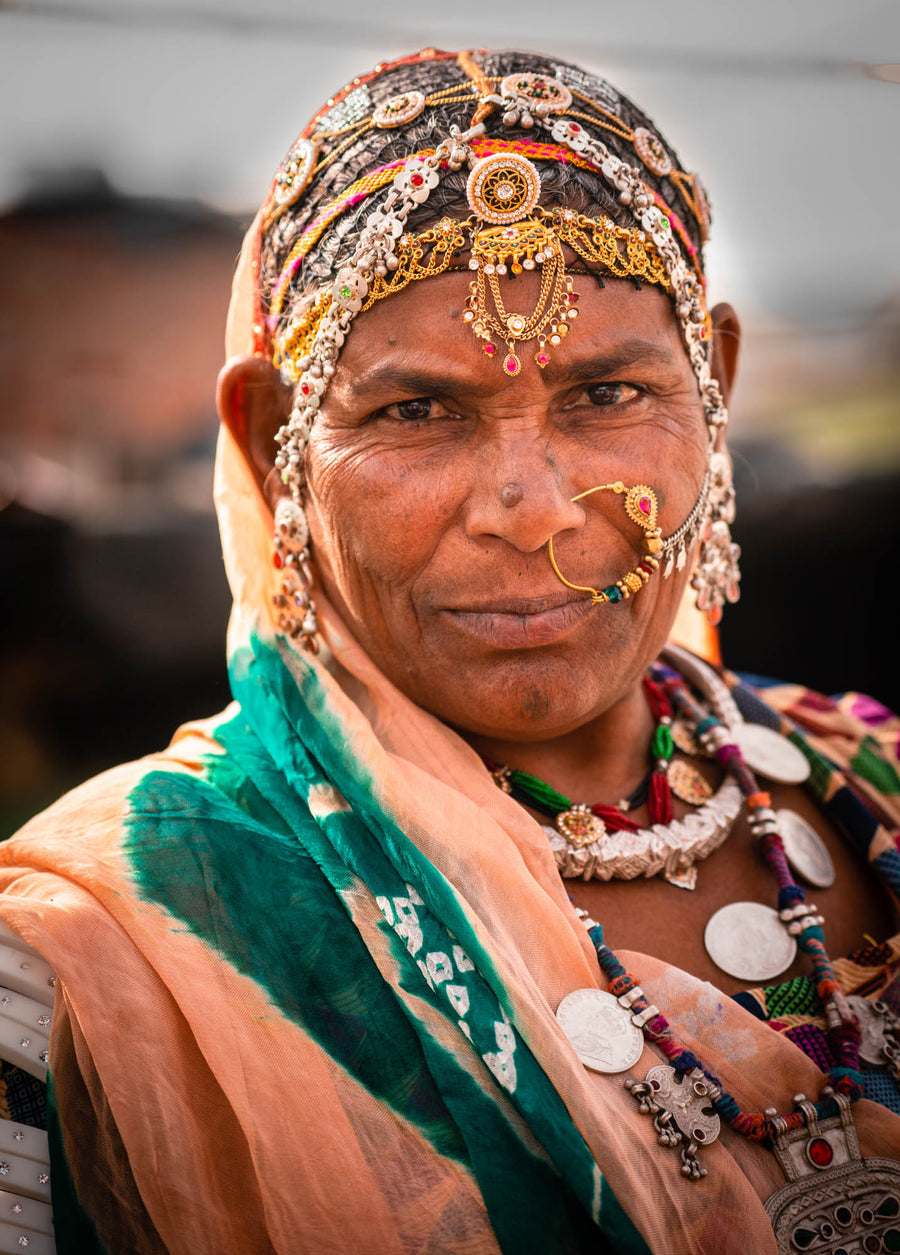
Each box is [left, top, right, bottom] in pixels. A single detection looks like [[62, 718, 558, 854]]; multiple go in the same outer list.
[[1, 0, 899, 835]]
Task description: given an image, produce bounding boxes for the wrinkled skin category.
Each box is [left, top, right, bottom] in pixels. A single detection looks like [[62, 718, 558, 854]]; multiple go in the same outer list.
[[221, 270, 739, 796]]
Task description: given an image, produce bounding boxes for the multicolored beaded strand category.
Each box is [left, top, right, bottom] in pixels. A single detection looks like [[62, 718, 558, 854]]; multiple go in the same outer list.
[[566, 662, 867, 1176], [577, 909, 860, 1170], [654, 663, 862, 1095]]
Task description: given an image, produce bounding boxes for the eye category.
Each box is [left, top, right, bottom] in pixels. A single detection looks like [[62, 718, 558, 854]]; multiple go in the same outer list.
[[394, 397, 433, 421], [583, 382, 642, 407], [377, 396, 461, 423]]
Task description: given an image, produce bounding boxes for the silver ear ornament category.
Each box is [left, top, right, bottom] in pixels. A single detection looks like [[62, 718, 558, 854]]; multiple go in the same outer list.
[[272, 497, 319, 652]]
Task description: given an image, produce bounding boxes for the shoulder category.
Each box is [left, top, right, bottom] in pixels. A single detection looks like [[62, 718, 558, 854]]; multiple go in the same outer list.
[[727, 670, 900, 821]]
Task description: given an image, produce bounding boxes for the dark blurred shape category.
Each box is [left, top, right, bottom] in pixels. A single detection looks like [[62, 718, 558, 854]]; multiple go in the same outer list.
[[1, 171, 242, 834], [722, 448, 900, 711]]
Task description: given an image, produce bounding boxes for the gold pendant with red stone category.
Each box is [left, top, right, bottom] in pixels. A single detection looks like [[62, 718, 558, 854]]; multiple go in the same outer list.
[[556, 804, 607, 848], [671, 717, 705, 758], [667, 759, 713, 806]]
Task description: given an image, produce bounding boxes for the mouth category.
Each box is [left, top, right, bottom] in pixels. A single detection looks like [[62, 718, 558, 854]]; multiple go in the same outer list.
[[439, 591, 595, 648]]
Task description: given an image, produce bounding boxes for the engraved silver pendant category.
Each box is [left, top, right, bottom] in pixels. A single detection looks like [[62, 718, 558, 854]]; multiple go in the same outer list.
[[775, 808, 836, 889], [704, 901, 797, 982], [556, 988, 644, 1074], [731, 724, 811, 785], [765, 1090, 900, 1254], [626, 1064, 720, 1180], [846, 995, 900, 1077]]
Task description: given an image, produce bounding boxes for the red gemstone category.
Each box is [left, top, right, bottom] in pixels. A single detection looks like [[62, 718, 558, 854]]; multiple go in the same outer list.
[[410, 174, 424, 186], [300, 383, 310, 395], [482, 343, 496, 356], [536, 353, 549, 365], [570, 123, 581, 132], [807, 1137, 834, 1168], [273, 551, 283, 569], [638, 562, 654, 574], [505, 355, 519, 374], [639, 496, 651, 514]]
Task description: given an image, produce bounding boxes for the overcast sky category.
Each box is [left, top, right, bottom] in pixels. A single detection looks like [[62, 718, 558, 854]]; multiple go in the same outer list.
[[2, 0, 898, 322]]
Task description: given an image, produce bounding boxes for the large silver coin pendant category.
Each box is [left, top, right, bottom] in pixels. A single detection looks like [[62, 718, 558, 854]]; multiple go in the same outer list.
[[556, 988, 644, 1074], [732, 723, 811, 784], [704, 902, 797, 982], [775, 808, 836, 889]]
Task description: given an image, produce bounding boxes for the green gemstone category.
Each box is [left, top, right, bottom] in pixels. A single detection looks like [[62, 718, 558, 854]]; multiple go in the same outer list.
[[340, 285, 353, 299], [651, 725, 674, 761]]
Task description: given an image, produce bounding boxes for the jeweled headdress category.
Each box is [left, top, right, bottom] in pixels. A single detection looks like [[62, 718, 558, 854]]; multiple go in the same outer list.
[[253, 50, 740, 649]]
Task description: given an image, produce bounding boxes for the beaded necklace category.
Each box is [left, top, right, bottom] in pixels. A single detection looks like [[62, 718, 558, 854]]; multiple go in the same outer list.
[[545, 659, 900, 1251], [486, 677, 713, 849]]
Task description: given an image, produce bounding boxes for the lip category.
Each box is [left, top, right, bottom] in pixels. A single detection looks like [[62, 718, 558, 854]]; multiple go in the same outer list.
[[440, 591, 595, 648]]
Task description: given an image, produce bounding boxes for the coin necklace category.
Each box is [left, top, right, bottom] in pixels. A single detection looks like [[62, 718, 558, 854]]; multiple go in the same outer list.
[[661, 644, 836, 890], [653, 664, 830, 981], [543, 658, 899, 1246], [569, 904, 900, 1255]]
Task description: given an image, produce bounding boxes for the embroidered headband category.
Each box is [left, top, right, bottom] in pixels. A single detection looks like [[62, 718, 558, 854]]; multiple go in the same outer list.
[[257, 51, 740, 642]]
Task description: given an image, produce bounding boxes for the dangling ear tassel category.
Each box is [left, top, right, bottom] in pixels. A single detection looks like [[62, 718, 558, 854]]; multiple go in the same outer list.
[[272, 497, 319, 653], [691, 451, 741, 625]]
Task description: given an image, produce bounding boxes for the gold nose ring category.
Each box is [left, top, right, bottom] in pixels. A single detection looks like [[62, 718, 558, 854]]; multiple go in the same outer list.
[[547, 481, 662, 604]]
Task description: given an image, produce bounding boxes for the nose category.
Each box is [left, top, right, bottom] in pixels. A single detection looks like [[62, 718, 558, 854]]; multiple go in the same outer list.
[[464, 435, 585, 554]]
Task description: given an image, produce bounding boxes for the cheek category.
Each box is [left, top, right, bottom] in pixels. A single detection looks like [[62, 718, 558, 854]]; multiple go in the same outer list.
[[304, 430, 460, 587]]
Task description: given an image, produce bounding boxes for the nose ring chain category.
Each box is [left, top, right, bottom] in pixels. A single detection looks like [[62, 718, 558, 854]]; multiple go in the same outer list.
[[547, 481, 662, 604]]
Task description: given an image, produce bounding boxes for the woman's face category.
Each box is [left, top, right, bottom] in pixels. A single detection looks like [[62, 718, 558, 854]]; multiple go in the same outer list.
[[302, 268, 728, 741]]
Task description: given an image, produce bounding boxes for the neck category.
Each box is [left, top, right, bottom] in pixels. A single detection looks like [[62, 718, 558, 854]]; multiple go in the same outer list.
[[463, 677, 656, 806]]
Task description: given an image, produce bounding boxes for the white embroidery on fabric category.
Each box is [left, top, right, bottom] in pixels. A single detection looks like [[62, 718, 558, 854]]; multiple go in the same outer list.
[[452, 945, 474, 972], [446, 984, 470, 1017], [307, 782, 352, 819], [426, 952, 454, 984], [483, 1014, 518, 1093]]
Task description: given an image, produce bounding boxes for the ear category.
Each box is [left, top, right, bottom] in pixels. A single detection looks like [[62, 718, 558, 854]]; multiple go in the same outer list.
[[709, 302, 741, 409], [216, 354, 292, 500]]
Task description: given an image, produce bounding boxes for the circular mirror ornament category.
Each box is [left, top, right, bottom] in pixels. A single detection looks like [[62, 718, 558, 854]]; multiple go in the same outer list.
[[272, 138, 318, 209], [500, 71, 573, 113], [466, 152, 542, 224], [373, 90, 426, 129], [633, 126, 673, 177]]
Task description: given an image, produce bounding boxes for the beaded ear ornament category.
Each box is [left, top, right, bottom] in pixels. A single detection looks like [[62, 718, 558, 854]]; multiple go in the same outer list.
[[548, 482, 663, 605]]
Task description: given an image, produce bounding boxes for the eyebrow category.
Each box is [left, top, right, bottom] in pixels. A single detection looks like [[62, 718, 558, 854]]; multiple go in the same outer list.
[[344, 337, 675, 400]]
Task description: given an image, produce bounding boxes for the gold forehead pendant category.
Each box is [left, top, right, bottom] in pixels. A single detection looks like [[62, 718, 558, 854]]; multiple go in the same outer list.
[[463, 152, 581, 376], [548, 483, 663, 604]]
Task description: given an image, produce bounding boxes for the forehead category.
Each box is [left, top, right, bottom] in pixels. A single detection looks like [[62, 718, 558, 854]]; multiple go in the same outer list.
[[328, 268, 688, 402]]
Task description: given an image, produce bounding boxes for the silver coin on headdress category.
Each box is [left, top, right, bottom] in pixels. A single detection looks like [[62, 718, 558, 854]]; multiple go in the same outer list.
[[731, 723, 811, 785], [556, 988, 644, 1073], [774, 808, 835, 889], [704, 902, 797, 982]]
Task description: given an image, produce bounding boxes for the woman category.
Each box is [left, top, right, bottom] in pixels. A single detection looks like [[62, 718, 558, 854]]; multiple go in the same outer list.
[[1, 47, 898, 1255]]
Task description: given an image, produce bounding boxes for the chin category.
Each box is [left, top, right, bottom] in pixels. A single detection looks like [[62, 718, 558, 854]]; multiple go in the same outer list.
[[430, 647, 629, 741]]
